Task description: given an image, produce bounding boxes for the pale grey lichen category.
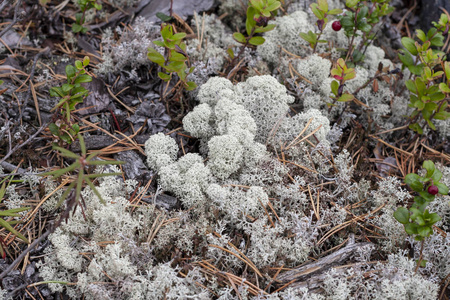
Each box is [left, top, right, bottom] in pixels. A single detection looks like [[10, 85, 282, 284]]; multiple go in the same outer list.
[[295, 54, 332, 88], [145, 132, 179, 172], [257, 10, 314, 66], [158, 153, 211, 207], [207, 135, 244, 179], [234, 75, 295, 142], [362, 45, 394, 75], [97, 17, 160, 74], [244, 215, 312, 268], [182, 103, 215, 139]]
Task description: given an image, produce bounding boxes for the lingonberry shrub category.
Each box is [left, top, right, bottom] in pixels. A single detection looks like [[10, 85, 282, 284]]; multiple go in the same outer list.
[[299, 0, 342, 52], [148, 23, 197, 93], [398, 13, 450, 134], [394, 160, 448, 241]]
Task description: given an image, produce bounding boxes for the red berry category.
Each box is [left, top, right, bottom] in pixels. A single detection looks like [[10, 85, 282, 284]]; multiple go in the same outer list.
[[332, 20, 342, 31], [428, 185, 439, 195]]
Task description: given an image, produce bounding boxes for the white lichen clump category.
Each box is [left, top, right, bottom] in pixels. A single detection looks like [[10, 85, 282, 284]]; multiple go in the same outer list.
[[97, 17, 160, 74], [257, 10, 314, 65]]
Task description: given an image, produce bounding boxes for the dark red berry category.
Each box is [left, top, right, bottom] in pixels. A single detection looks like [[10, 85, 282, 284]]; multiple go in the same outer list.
[[428, 185, 439, 195], [332, 20, 342, 31]]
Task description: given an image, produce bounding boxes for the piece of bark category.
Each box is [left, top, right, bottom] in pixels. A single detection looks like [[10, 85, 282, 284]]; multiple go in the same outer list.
[[278, 237, 374, 283], [70, 135, 116, 152]]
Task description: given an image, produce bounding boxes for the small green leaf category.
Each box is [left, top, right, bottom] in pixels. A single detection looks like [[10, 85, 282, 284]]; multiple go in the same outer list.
[[431, 169, 443, 182], [266, 1, 281, 12], [438, 82, 450, 93], [430, 33, 444, 47], [310, 4, 325, 19], [65, 65, 77, 80], [233, 32, 246, 44], [317, 0, 328, 12], [49, 87, 65, 98], [404, 222, 418, 235], [331, 80, 339, 95], [254, 24, 276, 33], [299, 31, 316, 44], [73, 74, 92, 84], [405, 80, 417, 94], [248, 36, 265, 45], [429, 92, 445, 102], [156, 12, 172, 22], [337, 93, 354, 102], [434, 110, 450, 120], [171, 33, 186, 41], [158, 72, 171, 81], [82, 56, 90, 66], [52, 146, 80, 159], [410, 207, 422, 221], [401, 37, 418, 55], [185, 81, 197, 91], [416, 29, 427, 42], [170, 52, 187, 62], [72, 23, 84, 33], [398, 50, 415, 67], [358, 22, 372, 33], [346, 0, 358, 8], [227, 48, 234, 59], [328, 8, 343, 15], [148, 47, 165, 66], [75, 61, 83, 70], [405, 173, 424, 192], [427, 212, 441, 224], [417, 226, 432, 237], [419, 190, 435, 202], [246, 6, 257, 35], [423, 160, 435, 177], [416, 259, 427, 267], [153, 40, 165, 47], [435, 182, 449, 195], [394, 207, 410, 224], [409, 122, 423, 134]]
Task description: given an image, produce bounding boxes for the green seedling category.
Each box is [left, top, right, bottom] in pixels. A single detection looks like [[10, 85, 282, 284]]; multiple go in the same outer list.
[[72, 0, 102, 34], [338, 0, 394, 64], [394, 160, 448, 241], [232, 0, 281, 48], [329, 58, 356, 106], [398, 14, 449, 134], [42, 133, 124, 208], [49, 56, 92, 145], [299, 0, 342, 52], [148, 23, 197, 92]]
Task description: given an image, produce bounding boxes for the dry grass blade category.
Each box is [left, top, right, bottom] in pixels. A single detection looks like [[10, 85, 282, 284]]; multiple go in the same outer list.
[[369, 135, 414, 157], [285, 124, 322, 150], [317, 203, 386, 245]]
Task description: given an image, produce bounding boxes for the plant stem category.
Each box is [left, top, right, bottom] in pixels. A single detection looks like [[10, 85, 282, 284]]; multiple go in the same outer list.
[[414, 239, 425, 273]]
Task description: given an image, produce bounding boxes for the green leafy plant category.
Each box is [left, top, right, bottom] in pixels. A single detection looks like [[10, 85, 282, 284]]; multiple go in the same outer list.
[[42, 133, 124, 210], [398, 14, 450, 134], [148, 23, 197, 92], [299, 0, 342, 52], [394, 160, 448, 241], [329, 58, 356, 106], [49, 56, 92, 145], [337, 0, 393, 64], [0, 177, 30, 259], [72, 0, 102, 33], [232, 0, 281, 47]]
